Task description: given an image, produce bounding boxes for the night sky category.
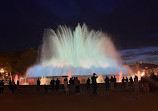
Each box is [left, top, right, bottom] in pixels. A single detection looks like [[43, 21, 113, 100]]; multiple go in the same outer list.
[[0, 0, 158, 64]]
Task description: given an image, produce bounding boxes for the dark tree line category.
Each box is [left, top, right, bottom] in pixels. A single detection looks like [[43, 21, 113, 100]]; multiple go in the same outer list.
[[0, 48, 38, 76]]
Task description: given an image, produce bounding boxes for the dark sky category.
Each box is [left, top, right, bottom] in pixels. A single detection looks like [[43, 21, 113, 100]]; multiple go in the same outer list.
[[0, 0, 158, 53]]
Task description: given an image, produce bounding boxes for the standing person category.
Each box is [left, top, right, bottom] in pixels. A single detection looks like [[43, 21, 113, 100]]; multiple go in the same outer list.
[[74, 77, 80, 94], [91, 73, 98, 94], [105, 76, 110, 91], [50, 78, 55, 91], [129, 77, 133, 87], [125, 77, 129, 88], [134, 75, 139, 94], [113, 76, 117, 89], [17, 80, 19, 85], [86, 78, 90, 92], [11, 80, 15, 93], [69, 78, 73, 94], [64, 77, 69, 95], [122, 77, 125, 88], [141, 76, 149, 93], [110, 76, 114, 90], [71, 77, 75, 93], [56, 78, 60, 91], [37, 78, 40, 86], [36, 78, 41, 92]]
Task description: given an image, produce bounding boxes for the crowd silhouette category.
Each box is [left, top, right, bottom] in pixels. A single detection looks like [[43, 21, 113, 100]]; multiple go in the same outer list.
[[0, 73, 158, 95]]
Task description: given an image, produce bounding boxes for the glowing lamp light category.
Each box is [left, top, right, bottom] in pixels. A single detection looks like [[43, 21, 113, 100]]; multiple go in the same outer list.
[[0, 68, 4, 73], [141, 72, 145, 77]]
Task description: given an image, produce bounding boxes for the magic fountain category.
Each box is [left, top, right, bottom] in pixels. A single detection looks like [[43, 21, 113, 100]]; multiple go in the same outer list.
[[27, 24, 130, 78]]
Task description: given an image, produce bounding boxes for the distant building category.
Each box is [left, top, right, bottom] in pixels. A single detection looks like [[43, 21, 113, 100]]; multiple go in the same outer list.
[[129, 62, 158, 75]]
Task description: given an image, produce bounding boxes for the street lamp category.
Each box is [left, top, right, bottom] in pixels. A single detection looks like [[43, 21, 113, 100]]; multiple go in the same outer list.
[[0, 68, 4, 73]]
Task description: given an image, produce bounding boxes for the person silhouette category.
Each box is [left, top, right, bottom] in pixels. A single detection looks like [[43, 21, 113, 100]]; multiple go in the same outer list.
[[122, 77, 125, 88], [105, 76, 110, 91], [91, 73, 98, 94], [71, 77, 75, 93], [69, 78, 73, 94], [11, 80, 15, 93], [110, 76, 114, 90], [56, 78, 60, 91], [86, 78, 90, 92], [50, 78, 55, 91], [17, 80, 19, 85], [64, 77, 69, 95], [134, 75, 139, 94], [125, 77, 129, 88], [113, 76, 117, 89], [16, 80, 19, 89], [37, 78, 40, 86], [74, 77, 80, 94], [129, 77, 133, 87], [126, 77, 128, 82]]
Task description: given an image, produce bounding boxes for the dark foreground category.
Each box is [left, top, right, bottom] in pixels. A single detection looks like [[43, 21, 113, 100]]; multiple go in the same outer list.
[[0, 85, 158, 111]]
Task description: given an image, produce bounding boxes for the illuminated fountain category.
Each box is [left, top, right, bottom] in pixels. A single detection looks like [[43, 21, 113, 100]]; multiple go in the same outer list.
[[19, 76, 29, 85], [119, 70, 123, 82], [67, 71, 71, 82], [27, 24, 130, 77], [97, 75, 105, 83], [137, 71, 141, 81], [40, 76, 49, 85], [14, 74, 18, 84]]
